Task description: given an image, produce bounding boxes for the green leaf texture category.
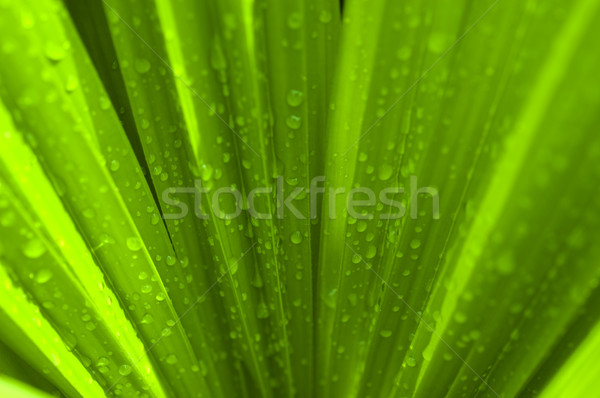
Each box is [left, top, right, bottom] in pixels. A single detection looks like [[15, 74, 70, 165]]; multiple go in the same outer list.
[[0, 0, 599, 397]]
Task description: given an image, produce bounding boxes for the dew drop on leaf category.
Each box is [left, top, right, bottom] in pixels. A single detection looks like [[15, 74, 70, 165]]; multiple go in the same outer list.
[[135, 58, 151, 74], [356, 221, 367, 232], [396, 46, 412, 60], [166, 354, 178, 364], [34, 269, 53, 284], [42, 301, 55, 309], [65, 76, 78, 92], [286, 115, 302, 130], [347, 293, 357, 306], [365, 245, 377, 259], [126, 237, 142, 251], [166, 255, 177, 266], [201, 164, 213, 181], [286, 90, 304, 107], [44, 42, 66, 62], [110, 160, 120, 172], [287, 13, 302, 29], [119, 364, 132, 376], [454, 312, 467, 324], [23, 239, 46, 259], [155, 292, 166, 302], [141, 284, 152, 294], [96, 357, 110, 374], [404, 355, 417, 367], [99, 96, 111, 110], [319, 10, 332, 23], [83, 208, 95, 219], [427, 32, 448, 53], [290, 230, 303, 244], [257, 301, 269, 319], [141, 313, 154, 324], [378, 164, 393, 181], [379, 330, 392, 338]]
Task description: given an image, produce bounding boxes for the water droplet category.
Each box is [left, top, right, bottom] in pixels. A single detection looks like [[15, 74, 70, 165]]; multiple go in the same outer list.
[[166, 354, 178, 364], [118, 364, 132, 376], [252, 271, 264, 288], [378, 164, 393, 181], [410, 239, 421, 249], [110, 160, 120, 172], [347, 293, 357, 306], [210, 42, 227, 70], [45, 42, 66, 62], [286, 90, 304, 107], [141, 313, 154, 324], [428, 32, 448, 54], [141, 284, 152, 294], [287, 13, 302, 29], [201, 164, 213, 181], [290, 230, 303, 244], [286, 115, 302, 130], [99, 96, 111, 110], [379, 330, 392, 338], [356, 221, 367, 232], [126, 237, 142, 251], [96, 357, 110, 374], [365, 245, 377, 259], [65, 76, 79, 92], [42, 301, 55, 309], [405, 355, 417, 367], [166, 255, 177, 266], [454, 312, 467, 324], [396, 46, 412, 60], [135, 58, 151, 74], [35, 269, 53, 284], [23, 239, 46, 259], [256, 301, 269, 319], [319, 10, 332, 23]]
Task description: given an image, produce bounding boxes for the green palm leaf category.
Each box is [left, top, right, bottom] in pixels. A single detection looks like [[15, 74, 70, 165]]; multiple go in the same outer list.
[[0, 0, 599, 397]]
